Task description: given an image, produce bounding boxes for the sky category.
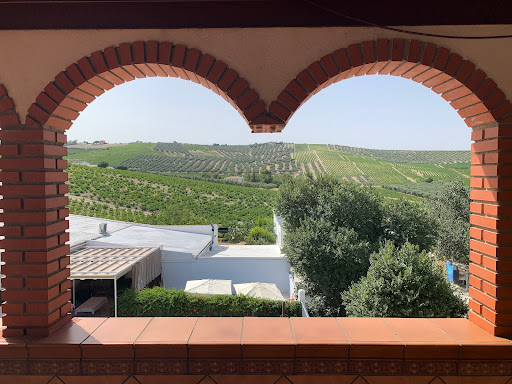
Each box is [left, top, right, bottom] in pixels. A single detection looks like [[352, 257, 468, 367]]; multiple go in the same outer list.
[[70, 75, 471, 150]]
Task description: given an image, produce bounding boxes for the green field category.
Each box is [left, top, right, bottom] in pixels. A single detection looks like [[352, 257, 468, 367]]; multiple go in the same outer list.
[[67, 142, 166, 167], [66, 141, 471, 197], [67, 162, 426, 234], [68, 164, 277, 229]]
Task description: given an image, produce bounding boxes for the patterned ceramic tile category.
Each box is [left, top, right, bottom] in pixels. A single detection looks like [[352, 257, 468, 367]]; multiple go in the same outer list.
[[47, 377, 65, 384], [242, 360, 294, 375], [29, 360, 80, 375], [442, 377, 512, 384], [210, 374, 280, 383], [405, 361, 457, 375], [0, 360, 28, 375], [189, 360, 241, 375], [58, 376, 130, 384], [363, 376, 436, 384], [81, 360, 134, 375], [135, 360, 187, 375], [134, 375, 205, 384], [295, 360, 348, 374], [287, 375, 358, 384], [459, 361, 512, 376], [122, 377, 141, 384], [351, 377, 371, 384], [0, 377, 47, 384], [350, 360, 404, 375], [199, 377, 217, 384]]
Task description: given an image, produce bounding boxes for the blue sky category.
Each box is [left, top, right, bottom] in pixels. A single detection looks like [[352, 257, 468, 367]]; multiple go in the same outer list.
[[70, 75, 470, 150]]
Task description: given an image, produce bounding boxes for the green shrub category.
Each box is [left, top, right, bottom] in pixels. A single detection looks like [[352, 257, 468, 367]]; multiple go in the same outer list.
[[342, 241, 468, 318], [247, 226, 276, 244], [117, 287, 301, 317], [284, 218, 371, 316], [98, 161, 109, 168]]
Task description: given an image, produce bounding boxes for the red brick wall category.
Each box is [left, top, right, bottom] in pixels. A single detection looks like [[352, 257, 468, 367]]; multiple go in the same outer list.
[[1, 38, 512, 337]]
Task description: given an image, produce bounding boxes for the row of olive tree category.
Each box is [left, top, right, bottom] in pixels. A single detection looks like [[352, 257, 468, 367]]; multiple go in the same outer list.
[[275, 173, 468, 318]]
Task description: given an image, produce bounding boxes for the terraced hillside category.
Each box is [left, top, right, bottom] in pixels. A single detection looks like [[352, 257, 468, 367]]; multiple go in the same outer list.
[[293, 144, 470, 186], [66, 142, 470, 188], [328, 144, 470, 164], [124, 142, 297, 175]]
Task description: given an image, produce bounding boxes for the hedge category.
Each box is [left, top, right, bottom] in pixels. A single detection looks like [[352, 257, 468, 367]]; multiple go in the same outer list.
[[117, 287, 302, 317]]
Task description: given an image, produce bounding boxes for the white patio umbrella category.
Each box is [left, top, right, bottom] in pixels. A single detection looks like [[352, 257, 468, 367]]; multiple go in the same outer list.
[[233, 282, 285, 301], [185, 279, 233, 296]]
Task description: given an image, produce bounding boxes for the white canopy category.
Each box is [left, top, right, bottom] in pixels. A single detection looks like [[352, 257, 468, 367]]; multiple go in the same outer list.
[[233, 282, 285, 301], [185, 279, 233, 296]]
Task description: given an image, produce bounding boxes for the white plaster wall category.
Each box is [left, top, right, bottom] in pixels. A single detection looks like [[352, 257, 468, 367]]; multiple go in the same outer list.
[[273, 212, 285, 249], [0, 25, 511, 122], [161, 254, 292, 297]]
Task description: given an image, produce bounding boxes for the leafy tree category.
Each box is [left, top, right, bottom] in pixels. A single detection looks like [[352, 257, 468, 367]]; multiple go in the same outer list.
[[98, 161, 109, 168], [261, 169, 273, 184], [342, 241, 468, 318], [275, 173, 383, 245], [382, 198, 438, 252], [428, 181, 470, 263], [284, 217, 371, 316]]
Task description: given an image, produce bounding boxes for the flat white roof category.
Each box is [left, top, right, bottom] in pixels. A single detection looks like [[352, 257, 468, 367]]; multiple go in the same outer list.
[[68, 214, 132, 247], [68, 215, 213, 257], [89, 225, 212, 257], [204, 245, 283, 258]]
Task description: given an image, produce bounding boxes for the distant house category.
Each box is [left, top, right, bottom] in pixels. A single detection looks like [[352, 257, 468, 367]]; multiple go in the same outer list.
[[224, 176, 244, 183], [93, 140, 107, 145]]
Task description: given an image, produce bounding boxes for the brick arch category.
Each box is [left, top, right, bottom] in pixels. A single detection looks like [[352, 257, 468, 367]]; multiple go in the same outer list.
[[264, 39, 512, 337], [0, 84, 20, 127], [26, 41, 267, 131], [263, 39, 512, 132]]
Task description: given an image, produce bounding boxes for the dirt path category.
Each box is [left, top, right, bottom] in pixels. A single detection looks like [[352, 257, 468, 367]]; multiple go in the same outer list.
[[307, 163, 317, 178], [450, 168, 470, 179], [314, 151, 327, 173], [351, 162, 364, 175], [389, 164, 416, 183]]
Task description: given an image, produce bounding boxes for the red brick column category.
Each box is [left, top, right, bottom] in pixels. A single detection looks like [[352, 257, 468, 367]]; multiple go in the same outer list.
[[470, 124, 512, 338], [0, 124, 71, 337]]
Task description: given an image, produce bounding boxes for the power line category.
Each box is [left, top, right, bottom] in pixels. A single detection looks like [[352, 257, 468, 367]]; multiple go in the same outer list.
[[303, 0, 512, 40]]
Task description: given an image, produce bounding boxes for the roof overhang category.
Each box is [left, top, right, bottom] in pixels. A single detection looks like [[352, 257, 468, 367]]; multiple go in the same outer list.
[[0, 1, 510, 30], [69, 246, 160, 280]]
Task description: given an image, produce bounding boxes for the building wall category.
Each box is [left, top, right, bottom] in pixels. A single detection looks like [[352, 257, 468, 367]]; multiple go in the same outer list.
[[162, 254, 292, 297], [0, 25, 511, 121]]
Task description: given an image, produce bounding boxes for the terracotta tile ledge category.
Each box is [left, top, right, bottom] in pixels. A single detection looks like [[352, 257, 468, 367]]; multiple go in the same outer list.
[[0, 317, 511, 377]]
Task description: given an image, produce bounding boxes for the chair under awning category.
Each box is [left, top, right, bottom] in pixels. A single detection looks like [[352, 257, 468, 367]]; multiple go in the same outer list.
[[68, 246, 162, 316]]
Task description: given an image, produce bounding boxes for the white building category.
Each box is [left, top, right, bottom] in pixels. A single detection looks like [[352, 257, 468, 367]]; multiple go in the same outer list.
[[68, 214, 293, 298]]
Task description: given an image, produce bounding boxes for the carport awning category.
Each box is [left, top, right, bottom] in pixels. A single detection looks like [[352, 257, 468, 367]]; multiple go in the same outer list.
[[69, 247, 160, 280]]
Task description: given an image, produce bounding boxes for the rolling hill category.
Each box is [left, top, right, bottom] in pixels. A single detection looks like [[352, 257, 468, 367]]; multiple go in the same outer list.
[[66, 142, 470, 189]]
